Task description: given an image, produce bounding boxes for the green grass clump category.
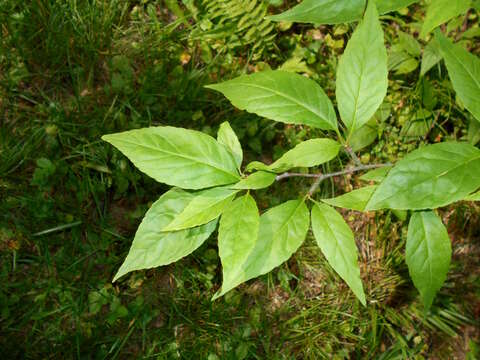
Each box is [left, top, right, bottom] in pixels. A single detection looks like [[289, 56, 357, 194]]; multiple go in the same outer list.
[[0, 0, 479, 358]]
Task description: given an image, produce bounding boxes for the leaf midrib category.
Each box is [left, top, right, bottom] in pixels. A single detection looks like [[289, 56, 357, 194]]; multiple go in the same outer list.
[[110, 137, 240, 180], [315, 205, 354, 278], [233, 82, 332, 127], [420, 213, 434, 294], [165, 191, 236, 231], [274, 0, 356, 19], [368, 152, 480, 207], [444, 42, 480, 97]]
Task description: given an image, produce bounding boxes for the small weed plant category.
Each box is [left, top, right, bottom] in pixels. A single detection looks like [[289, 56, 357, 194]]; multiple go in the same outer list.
[[104, 0, 480, 310]]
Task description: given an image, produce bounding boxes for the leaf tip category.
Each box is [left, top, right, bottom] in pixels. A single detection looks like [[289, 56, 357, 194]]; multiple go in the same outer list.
[[101, 134, 112, 142], [204, 84, 218, 90], [112, 270, 125, 283], [211, 290, 224, 301]]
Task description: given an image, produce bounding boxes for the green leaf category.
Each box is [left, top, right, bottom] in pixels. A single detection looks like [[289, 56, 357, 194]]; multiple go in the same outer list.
[[247, 199, 309, 279], [322, 185, 377, 211], [102, 127, 240, 190], [163, 187, 238, 231], [113, 188, 217, 281], [377, 0, 419, 13], [218, 121, 243, 170], [244, 161, 272, 173], [336, 0, 388, 135], [421, 38, 443, 76], [268, 139, 341, 172], [206, 70, 338, 130], [400, 109, 434, 137], [406, 211, 452, 310], [359, 166, 392, 182], [421, 0, 471, 38], [230, 171, 276, 190], [366, 142, 480, 210], [267, 0, 365, 25], [216, 199, 310, 293], [267, 0, 418, 25], [398, 31, 421, 57], [214, 194, 260, 299], [349, 119, 378, 152], [468, 118, 480, 145], [464, 190, 480, 201], [436, 31, 480, 122], [389, 52, 419, 75], [311, 202, 366, 305]]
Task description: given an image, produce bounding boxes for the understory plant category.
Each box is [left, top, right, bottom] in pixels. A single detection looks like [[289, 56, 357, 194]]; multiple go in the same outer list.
[[103, 0, 480, 310]]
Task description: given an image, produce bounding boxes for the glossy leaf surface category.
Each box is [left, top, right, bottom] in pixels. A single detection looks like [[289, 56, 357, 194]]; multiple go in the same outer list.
[[367, 142, 480, 210], [230, 171, 276, 190], [267, 0, 365, 25], [268, 0, 418, 24], [103, 127, 240, 189], [214, 194, 260, 299], [322, 185, 377, 211], [336, 1, 388, 135], [218, 121, 243, 170], [269, 139, 340, 172], [163, 187, 238, 231], [216, 199, 309, 292], [406, 211, 452, 310], [113, 189, 217, 282], [207, 71, 338, 130], [311, 203, 366, 305]]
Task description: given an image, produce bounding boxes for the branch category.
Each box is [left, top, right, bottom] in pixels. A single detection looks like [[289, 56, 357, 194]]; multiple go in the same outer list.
[[274, 163, 392, 196], [344, 145, 362, 166]]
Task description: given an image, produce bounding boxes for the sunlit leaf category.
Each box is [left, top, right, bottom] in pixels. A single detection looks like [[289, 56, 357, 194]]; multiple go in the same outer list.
[[163, 187, 238, 231], [366, 142, 480, 210], [336, 1, 388, 135], [206, 71, 338, 130], [102, 127, 240, 190], [311, 202, 366, 305], [214, 194, 260, 299], [113, 188, 217, 282], [322, 186, 377, 211]]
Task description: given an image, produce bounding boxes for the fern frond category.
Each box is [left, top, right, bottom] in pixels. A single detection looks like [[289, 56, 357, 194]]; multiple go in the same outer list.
[[190, 0, 276, 60]]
